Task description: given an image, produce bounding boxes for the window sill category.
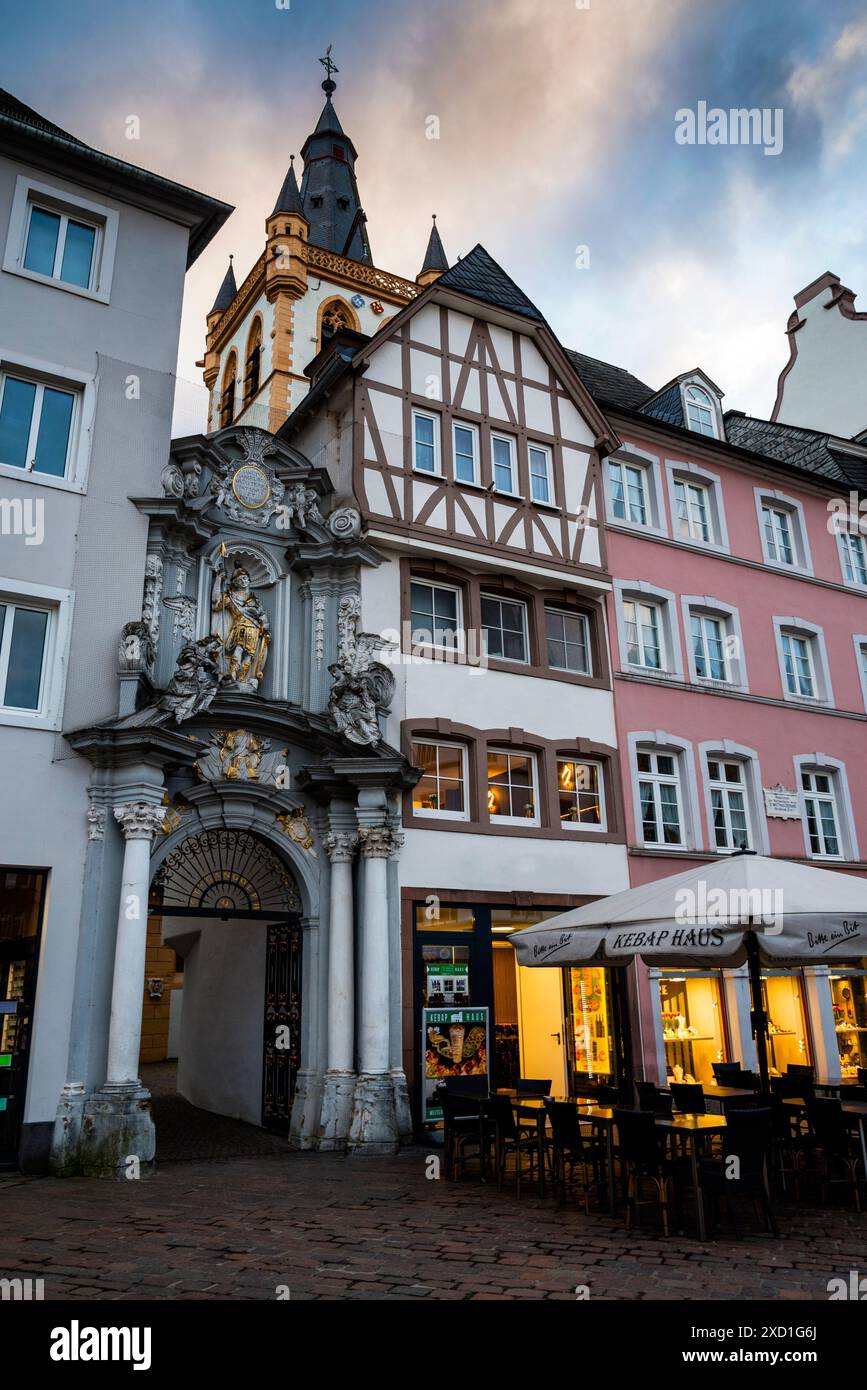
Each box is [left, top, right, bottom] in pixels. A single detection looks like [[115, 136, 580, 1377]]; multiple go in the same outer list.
[[0, 708, 61, 732], [2, 262, 109, 305], [762, 556, 814, 578], [672, 535, 730, 556], [0, 460, 82, 494]]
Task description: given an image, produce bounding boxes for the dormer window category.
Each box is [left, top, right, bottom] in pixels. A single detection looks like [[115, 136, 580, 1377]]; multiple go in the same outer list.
[[683, 384, 718, 438]]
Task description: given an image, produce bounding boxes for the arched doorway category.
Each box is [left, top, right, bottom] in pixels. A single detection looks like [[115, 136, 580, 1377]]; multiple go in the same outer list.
[[147, 829, 302, 1136]]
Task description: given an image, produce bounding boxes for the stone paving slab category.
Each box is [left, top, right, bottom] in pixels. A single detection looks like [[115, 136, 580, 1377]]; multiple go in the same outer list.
[[0, 1150, 865, 1301]]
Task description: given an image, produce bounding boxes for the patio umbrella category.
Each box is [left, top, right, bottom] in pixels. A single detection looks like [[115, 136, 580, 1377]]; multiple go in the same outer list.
[[511, 851, 867, 1093]]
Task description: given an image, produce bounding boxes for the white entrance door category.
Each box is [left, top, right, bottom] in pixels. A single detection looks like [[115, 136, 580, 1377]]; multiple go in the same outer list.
[[516, 962, 568, 1095]]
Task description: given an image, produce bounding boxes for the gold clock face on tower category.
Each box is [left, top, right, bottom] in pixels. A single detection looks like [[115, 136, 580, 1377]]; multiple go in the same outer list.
[[231, 464, 271, 510]]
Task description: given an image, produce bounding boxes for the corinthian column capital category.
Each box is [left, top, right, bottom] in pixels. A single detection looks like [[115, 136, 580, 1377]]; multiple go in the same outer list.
[[113, 802, 164, 841], [358, 826, 403, 860], [323, 830, 358, 863]]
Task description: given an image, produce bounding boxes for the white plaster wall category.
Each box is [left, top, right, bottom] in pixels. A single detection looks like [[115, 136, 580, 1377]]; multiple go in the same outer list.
[[401, 828, 627, 896], [776, 287, 867, 436], [170, 918, 267, 1128], [286, 276, 406, 414]]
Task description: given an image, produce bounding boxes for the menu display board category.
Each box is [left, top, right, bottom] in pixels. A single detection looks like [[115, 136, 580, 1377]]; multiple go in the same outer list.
[[424, 962, 469, 1006], [421, 1006, 489, 1123]]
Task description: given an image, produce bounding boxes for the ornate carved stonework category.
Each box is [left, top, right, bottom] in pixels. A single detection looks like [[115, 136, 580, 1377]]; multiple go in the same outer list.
[[328, 506, 362, 541], [358, 826, 402, 859], [118, 621, 154, 674], [87, 806, 107, 842], [210, 430, 286, 528], [323, 830, 358, 863], [278, 482, 325, 532], [114, 802, 165, 841], [313, 597, 326, 671], [157, 797, 192, 838], [158, 635, 223, 723], [275, 807, 316, 852], [142, 554, 163, 653], [162, 593, 197, 642], [328, 594, 395, 745], [211, 558, 270, 691], [194, 729, 288, 785]]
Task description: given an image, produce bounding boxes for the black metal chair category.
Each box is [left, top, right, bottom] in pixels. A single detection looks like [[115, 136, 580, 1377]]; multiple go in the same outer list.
[[671, 1082, 706, 1115], [804, 1098, 862, 1211], [858, 1067, 867, 1088], [771, 1075, 806, 1100], [516, 1078, 552, 1096], [443, 1076, 488, 1095], [699, 1107, 778, 1238], [636, 1081, 673, 1116], [441, 1090, 484, 1180], [728, 1069, 761, 1090], [544, 1099, 606, 1212], [614, 1107, 684, 1236], [487, 1094, 541, 1196], [712, 1061, 741, 1081], [786, 1063, 814, 1079]]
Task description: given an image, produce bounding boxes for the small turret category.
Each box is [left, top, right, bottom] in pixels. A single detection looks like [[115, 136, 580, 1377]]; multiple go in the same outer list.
[[416, 215, 449, 288]]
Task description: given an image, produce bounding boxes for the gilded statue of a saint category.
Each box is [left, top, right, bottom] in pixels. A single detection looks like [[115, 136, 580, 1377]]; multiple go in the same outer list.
[[211, 558, 271, 689]]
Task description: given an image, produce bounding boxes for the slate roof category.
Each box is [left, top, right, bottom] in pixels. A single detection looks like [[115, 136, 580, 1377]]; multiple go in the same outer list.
[[437, 245, 546, 322], [299, 93, 371, 263], [640, 380, 686, 427], [272, 156, 304, 216], [420, 217, 449, 275], [565, 350, 654, 411], [210, 258, 237, 314], [724, 413, 867, 491], [0, 87, 83, 144]]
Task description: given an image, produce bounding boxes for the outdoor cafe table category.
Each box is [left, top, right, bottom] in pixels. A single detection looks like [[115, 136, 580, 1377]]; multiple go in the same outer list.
[[784, 1097, 867, 1177], [655, 1113, 728, 1241], [505, 1097, 618, 1212], [659, 1084, 758, 1113]]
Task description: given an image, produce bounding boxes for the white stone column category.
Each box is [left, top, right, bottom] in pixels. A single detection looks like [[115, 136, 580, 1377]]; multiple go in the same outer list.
[[319, 831, 358, 1149], [104, 802, 163, 1089], [349, 826, 402, 1153]]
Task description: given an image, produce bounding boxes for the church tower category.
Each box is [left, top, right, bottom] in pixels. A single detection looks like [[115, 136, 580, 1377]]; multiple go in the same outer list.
[[200, 52, 426, 434]]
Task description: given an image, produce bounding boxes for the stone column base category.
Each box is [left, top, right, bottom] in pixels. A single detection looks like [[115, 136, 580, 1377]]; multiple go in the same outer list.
[[79, 1085, 156, 1180], [391, 1069, 413, 1144], [289, 1069, 324, 1150], [318, 1070, 357, 1151], [49, 1083, 87, 1176], [348, 1073, 399, 1154]]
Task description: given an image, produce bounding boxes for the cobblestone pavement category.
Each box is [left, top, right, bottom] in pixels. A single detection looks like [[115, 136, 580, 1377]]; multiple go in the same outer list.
[[1, 1149, 865, 1301]]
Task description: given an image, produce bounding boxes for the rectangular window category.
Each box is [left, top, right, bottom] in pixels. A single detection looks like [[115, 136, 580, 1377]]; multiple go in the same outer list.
[[528, 444, 552, 504], [545, 607, 590, 675], [841, 531, 867, 586], [0, 374, 76, 478], [762, 505, 794, 566], [480, 593, 528, 663], [558, 760, 605, 829], [452, 422, 478, 485], [707, 759, 750, 850], [623, 598, 662, 670], [801, 771, 841, 858], [412, 410, 439, 473], [637, 750, 683, 846], [608, 460, 647, 524], [674, 478, 711, 542], [411, 741, 468, 819], [492, 434, 516, 494], [0, 602, 50, 712], [487, 749, 538, 823], [23, 203, 97, 290], [781, 632, 815, 698], [691, 612, 728, 681], [409, 580, 460, 650]]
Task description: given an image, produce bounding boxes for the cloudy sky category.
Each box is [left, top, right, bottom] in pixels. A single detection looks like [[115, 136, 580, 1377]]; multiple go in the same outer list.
[[4, 0, 867, 430]]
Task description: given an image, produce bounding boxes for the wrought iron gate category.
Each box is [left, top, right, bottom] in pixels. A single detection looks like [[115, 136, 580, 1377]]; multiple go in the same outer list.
[[262, 919, 302, 1132]]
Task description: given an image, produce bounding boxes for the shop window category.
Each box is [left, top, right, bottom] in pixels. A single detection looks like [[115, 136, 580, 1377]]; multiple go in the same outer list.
[[487, 748, 538, 824], [763, 972, 811, 1074], [557, 759, 605, 829], [414, 904, 475, 933], [410, 740, 468, 819], [829, 971, 867, 1080], [657, 973, 727, 1086], [567, 967, 614, 1080]]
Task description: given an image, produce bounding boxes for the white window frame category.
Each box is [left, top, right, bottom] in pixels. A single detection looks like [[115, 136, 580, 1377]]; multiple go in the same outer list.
[[793, 755, 858, 862], [665, 460, 729, 553], [544, 605, 591, 676], [753, 488, 813, 575], [634, 749, 684, 848], [0, 577, 74, 731], [528, 442, 553, 505], [0, 349, 95, 493], [853, 634, 867, 713], [557, 757, 606, 832], [486, 747, 540, 826], [410, 739, 470, 821], [681, 382, 720, 438], [614, 580, 683, 679], [628, 731, 703, 852], [681, 595, 748, 691], [833, 514, 867, 589], [3, 175, 119, 304], [480, 591, 529, 665], [699, 742, 770, 855], [408, 578, 464, 655], [604, 445, 667, 536], [491, 432, 518, 495], [451, 420, 479, 486], [773, 617, 834, 707], [411, 408, 441, 475]]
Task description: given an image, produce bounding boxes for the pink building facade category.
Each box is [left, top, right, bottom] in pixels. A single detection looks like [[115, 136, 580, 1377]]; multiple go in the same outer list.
[[592, 366, 867, 1091]]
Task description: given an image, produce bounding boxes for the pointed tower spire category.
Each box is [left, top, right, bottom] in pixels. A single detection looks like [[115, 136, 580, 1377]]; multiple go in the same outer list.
[[209, 255, 237, 315], [272, 154, 304, 216], [417, 214, 449, 287], [299, 49, 372, 263]]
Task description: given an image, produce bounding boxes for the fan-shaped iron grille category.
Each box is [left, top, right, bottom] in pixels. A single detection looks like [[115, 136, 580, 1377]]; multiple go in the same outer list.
[[151, 830, 301, 914]]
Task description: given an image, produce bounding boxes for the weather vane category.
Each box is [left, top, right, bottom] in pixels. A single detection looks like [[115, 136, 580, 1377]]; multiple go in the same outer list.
[[319, 44, 338, 91]]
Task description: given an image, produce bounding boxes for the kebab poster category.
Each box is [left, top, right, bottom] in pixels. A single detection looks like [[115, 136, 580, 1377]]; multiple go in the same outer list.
[[421, 1007, 489, 1123]]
